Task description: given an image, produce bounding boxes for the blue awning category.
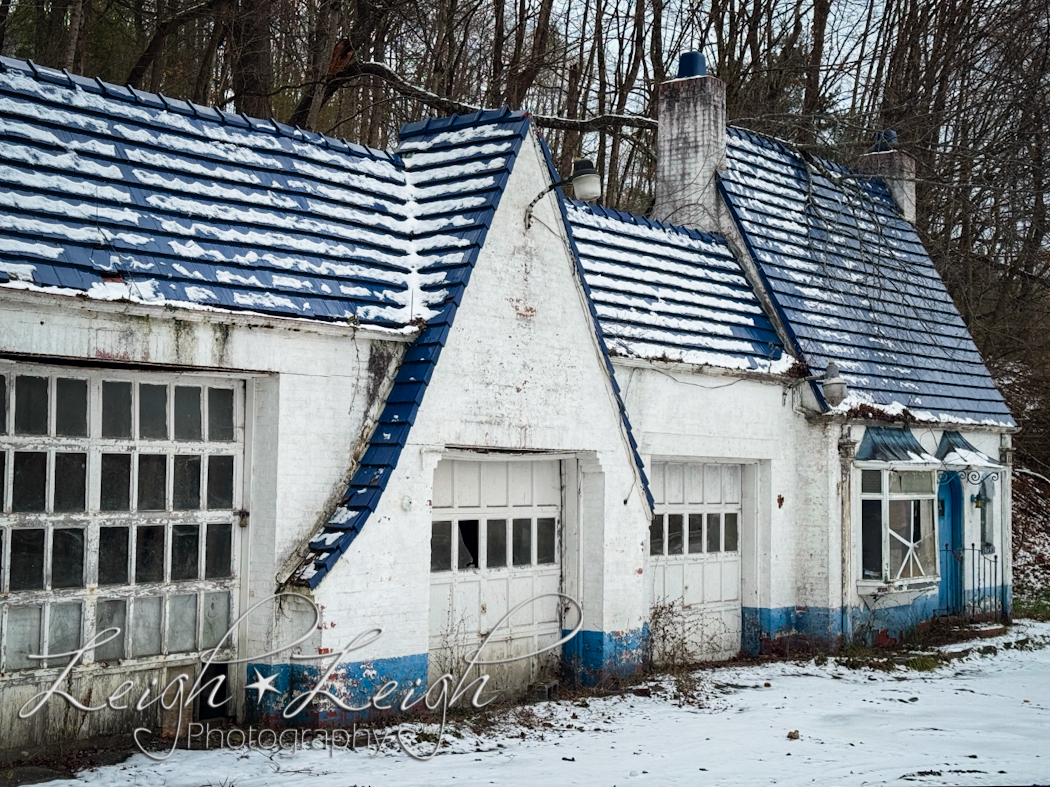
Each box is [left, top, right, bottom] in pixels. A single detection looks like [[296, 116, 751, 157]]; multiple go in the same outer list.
[[855, 426, 938, 463], [935, 431, 999, 467]]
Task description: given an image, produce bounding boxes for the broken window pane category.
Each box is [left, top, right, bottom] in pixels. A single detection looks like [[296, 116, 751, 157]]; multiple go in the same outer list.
[[205, 523, 232, 579], [7, 605, 42, 669], [457, 520, 479, 569], [667, 514, 684, 555], [94, 599, 126, 662], [512, 518, 531, 566], [100, 454, 131, 511], [207, 455, 234, 509], [537, 518, 556, 564], [174, 387, 202, 441], [137, 454, 167, 510], [487, 519, 507, 568], [48, 602, 82, 666], [168, 594, 198, 652], [208, 388, 234, 441], [102, 381, 132, 438], [173, 455, 201, 510], [10, 529, 45, 590], [889, 499, 935, 579], [724, 513, 739, 552], [12, 451, 46, 512], [889, 471, 933, 495], [431, 520, 452, 572], [52, 528, 85, 588], [136, 525, 165, 583], [14, 376, 48, 435], [202, 591, 231, 649], [54, 452, 87, 512], [706, 513, 722, 552], [56, 378, 88, 437], [650, 515, 664, 556], [132, 595, 162, 657], [171, 524, 199, 581], [98, 527, 129, 585], [861, 500, 883, 579], [861, 470, 882, 494], [139, 384, 168, 439], [688, 514, 704, 554]]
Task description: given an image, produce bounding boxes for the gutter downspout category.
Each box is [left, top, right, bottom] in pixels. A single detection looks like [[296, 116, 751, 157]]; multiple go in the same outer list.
[[839, 425, 855, 646]]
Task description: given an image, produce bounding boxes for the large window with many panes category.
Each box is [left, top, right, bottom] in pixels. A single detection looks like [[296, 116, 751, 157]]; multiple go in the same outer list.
[[0, 364, 242, 671], [860, 468, 937, 583]]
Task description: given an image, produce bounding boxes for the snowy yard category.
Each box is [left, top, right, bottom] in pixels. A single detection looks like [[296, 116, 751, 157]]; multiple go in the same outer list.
[[44, 622, 1050, 787]]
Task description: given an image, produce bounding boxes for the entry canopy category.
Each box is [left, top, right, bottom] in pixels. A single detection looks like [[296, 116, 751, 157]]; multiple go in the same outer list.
[[935, 431, 1000, 468], [854, 426, 938, 463]]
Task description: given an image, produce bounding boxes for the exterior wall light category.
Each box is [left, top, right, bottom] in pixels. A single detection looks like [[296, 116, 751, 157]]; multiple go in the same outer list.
[[971, 489, 986, 509], [525, 158, 602, 229], [821, 361, 848, 407]]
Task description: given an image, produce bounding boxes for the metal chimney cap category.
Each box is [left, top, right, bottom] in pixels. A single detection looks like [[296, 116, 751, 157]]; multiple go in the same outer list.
[[677, 51, 706, 79], [872, 129, 899, 152]]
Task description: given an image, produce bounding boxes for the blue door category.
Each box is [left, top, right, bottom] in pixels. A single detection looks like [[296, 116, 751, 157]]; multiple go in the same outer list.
[[938, 472, 963, 615]]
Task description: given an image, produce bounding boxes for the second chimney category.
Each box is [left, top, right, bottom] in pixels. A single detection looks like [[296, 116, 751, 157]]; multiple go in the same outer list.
[[653, 52, 726, 232], [856, 137, 917, 224]]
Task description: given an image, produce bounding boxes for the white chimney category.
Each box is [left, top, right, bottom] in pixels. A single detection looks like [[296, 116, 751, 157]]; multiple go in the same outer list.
[[653, 52, 726, 232], [857, 136, 917, 224]]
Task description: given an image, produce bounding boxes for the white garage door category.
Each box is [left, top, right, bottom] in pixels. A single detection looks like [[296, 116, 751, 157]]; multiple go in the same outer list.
[[648, 461, 742, 661], [429, 458, 562, 687]]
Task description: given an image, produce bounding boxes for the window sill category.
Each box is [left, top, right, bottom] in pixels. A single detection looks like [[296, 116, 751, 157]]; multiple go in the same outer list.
[[857, 578, 940, 596]]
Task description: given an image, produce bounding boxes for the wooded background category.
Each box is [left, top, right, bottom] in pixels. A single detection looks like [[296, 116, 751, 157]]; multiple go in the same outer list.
[[1, 0, 1047, 469]]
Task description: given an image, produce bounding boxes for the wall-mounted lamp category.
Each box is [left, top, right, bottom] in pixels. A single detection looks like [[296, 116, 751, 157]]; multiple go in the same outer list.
[[821, 361, 848, 407], [525, 158, 602, 229], [971, 489, 986, 509]]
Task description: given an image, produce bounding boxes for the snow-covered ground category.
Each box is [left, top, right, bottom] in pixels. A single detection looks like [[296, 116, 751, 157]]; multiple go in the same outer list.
[[44, 621, 1050, 787]]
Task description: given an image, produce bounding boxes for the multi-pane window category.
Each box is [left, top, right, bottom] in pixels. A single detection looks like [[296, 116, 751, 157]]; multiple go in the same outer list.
[[0, 366, 242, 671], [648, 462, 742, 557], [431, 516, 558, 572], [859, 469, 937, 582]]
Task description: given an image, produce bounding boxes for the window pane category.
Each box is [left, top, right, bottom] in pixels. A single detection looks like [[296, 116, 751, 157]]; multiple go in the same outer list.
[[706, 513, 722, 552], [512, 518, 531, 566], [7, 605, 42, 669], [688, 514, 704, 554], [54, 452, 87, 512], [0, 375, 6, 434], [206, 523, 233, 579], [457, 520, 479, 569], [889, 500, 913, 578], [171, 524, 200, 581], [650, 515, 664, 556], [431, 521, 452, 572], [890, 471, 932, 495], [861, 470, 882, 494], [14, 376, 48, 435], [94, 599, 126, 662], [173, 455, 201, 510], [138, 454, 167, 510], [0, 452, 5, 509], [98, 527, 130, 585], [139, 384, 168, 439], [55, 378, 88, 436], [100, 454, 132, 511], [724, 465, 741, 504], [168, 594, 198, 652], [52, 528, 85, 588], [13, 451, 46, 512], [132, 596, 162, 657], [704, 464, 722, 503], [208, 388, 234, 441], [486, 519, 507, 568], [724, 513, 739, 552], [202, 591, 231, 649], [667, 514, 684, 555], [537, 517, 556, 564], [915, 500, 936, 577], [174, 387, 202, 441], [48, 602, 82, 666], [10, 529, 45, 590], [102, 381, 132, 438], [207, 455, 234, 509], [135, 525, 165, 583], [862, 499, 883, 579]]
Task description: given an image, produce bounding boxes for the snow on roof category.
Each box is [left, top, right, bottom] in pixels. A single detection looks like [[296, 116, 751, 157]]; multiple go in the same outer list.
[[720, 127, 1014, 427], [0, 57, 525, 329], [564, 200, 786, 372]]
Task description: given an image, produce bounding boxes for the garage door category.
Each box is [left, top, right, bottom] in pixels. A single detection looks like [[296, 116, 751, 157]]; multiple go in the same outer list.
[[429, 458, 562, 687], [648, 461, 742, 661]]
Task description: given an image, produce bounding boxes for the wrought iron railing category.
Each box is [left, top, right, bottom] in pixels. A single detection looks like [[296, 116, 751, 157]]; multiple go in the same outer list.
[[938, 542, 1004, 621]]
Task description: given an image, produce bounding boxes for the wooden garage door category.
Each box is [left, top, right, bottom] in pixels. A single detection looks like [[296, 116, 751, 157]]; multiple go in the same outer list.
[[648, 461, 742, 661], [429, 458, 562, 686]]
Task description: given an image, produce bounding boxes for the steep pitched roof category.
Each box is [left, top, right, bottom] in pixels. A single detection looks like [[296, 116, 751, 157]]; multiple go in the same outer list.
[[564, 200, 787, 371], [720, 127, 1014, 427], [0, 57, 520, 329]]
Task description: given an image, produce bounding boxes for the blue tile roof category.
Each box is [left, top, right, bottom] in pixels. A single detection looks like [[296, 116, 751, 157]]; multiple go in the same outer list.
[[564, 200, 785, 371], [720, 127, 1014, 426]]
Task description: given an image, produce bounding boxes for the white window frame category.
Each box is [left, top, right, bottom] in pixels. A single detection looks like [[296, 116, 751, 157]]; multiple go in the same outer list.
[[648, 462, 742, 560], [0, 362, 244, 674]]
